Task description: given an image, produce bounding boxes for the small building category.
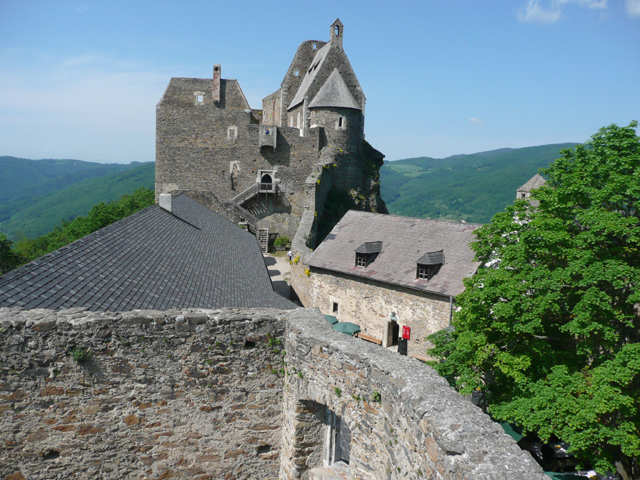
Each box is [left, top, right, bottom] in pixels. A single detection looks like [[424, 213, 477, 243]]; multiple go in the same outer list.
[[0, 194, 294, 311], [516, 173, 546, 205], [305, 211, 480, 358]]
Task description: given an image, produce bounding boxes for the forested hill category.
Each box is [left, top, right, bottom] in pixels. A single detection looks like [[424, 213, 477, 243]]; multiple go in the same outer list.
[[380, 143, 578, 224], [0, 157, 154, 239]]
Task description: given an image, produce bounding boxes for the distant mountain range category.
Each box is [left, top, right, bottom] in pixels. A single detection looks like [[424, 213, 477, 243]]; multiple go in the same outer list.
[[0, 156, 154, 239], [381, 143, 578, 223], [1, 143, 577, 240]]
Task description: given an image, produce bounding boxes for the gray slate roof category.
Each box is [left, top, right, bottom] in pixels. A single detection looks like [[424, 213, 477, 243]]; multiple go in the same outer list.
[[517, 173, 546, 192], [355, 241, 382, 254], [308, 69, 361, 110], [418, 250, 444, 265], [0, 194, 294, 311], [288, 43, 331, 110], [308, 211, 481, 297]]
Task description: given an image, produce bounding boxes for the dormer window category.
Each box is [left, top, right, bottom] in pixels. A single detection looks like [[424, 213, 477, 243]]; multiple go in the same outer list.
[[355, 241, 382, 268], [417, 250, 444, 280]]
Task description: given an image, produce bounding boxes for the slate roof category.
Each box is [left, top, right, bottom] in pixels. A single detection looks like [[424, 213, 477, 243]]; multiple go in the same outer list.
[[355, 241, 383, 254], [288, 43, 331, 110], [517, 173, 546, 192], [308, 69, 361, 110], [308, 211, 481, 297], [418, 250, 444, 266], [0, 194, 295, 311]]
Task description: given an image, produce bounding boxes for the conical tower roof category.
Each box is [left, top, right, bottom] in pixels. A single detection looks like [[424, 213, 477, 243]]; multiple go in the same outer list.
[[308, 69, 361, 110]]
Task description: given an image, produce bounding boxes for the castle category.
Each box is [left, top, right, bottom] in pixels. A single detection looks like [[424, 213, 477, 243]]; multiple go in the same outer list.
[[0, 21, 549, 480], [156, 19, 386, 251]]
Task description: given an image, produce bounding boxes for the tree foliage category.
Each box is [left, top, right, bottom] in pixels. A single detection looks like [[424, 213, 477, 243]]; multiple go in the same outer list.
[[429, 123, 640, 476], [0, 234, 25, 275], [2, 188, 154, 271]]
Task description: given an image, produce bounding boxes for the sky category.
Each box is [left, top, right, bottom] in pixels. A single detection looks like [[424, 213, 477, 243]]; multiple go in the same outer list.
[[0, 0, 638, 163]]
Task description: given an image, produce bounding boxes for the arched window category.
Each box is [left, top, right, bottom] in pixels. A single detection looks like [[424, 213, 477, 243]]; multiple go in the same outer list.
[[260, 173, 273, 191]]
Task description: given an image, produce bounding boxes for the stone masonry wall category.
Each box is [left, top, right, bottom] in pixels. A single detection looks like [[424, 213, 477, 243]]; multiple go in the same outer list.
[[0, 308, 286, 480], [281, 309, 547, 480], [304, 268, 451, 359], [2, 307, 546, 480]]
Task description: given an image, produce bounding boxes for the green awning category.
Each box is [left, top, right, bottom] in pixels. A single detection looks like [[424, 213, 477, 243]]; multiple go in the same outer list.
[[333, 322, 361, 336], [324, 315, 339, 325], [500, 421, 524, 442], [544, 472, 584, 479]]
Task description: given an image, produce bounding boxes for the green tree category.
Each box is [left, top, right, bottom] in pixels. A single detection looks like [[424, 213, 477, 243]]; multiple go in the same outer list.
[[429, 123, 640, 477], [0, 233, 25, 274]]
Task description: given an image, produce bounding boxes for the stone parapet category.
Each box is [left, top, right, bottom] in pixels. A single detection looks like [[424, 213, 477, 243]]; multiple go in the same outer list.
[[0, 307, 545, 479], [281, 308, 547, 480], [0, 307, 287, 480]]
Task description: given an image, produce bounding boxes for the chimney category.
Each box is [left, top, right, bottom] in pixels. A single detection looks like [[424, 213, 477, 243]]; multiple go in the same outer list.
[[212, 64, 221, 103], [159, 193, 172, 213]]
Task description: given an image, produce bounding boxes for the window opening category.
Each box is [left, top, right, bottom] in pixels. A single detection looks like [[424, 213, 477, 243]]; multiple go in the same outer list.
[[325, 410, 350, 465], [355, 253, 370, 267], [416, 250, 444, 280], [260, 173, 273, 192], [227, 125, 238, 140], [195, 93, 204, 105], [334, 25, 340, 36], [332, 302, 338, 313]]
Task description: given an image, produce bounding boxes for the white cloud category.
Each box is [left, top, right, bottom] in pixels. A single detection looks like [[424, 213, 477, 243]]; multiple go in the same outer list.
[[518, 0, 562, 23], [626, 0, 640, 17], [518, 0, 607, 23], [468, 117, 482, 125]]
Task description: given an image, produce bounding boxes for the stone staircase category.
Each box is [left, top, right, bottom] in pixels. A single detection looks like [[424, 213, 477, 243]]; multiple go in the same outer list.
[[230, 183, 260, 205], [257, 228, 269, 253]]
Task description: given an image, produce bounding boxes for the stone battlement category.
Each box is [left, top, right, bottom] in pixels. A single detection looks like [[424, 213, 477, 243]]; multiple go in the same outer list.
[[0, 307, 545, 479]]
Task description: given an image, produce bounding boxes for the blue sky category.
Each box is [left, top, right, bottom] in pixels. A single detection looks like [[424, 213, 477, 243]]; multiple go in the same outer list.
[[0, 0, 638, 163]]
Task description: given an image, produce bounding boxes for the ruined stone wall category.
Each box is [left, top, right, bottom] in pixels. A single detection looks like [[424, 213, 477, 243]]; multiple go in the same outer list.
[[0, 308, 286, 480], [303, 268, 451, 359], [279, 40, 328, 124], [281, 309, 547, 480]]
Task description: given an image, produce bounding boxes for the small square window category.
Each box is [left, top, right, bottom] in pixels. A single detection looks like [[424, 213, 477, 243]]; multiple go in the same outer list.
[[195, 94, 204, 104], [227, 126, 238, 140], [417, 264, 441, 280], [355, 253, 369, 267]]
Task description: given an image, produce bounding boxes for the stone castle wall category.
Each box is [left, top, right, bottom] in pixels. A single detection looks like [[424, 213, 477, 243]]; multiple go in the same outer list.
[[0, 308, 286, 480], [1, 308, 546, 480], [281, 309, 547, 480]]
